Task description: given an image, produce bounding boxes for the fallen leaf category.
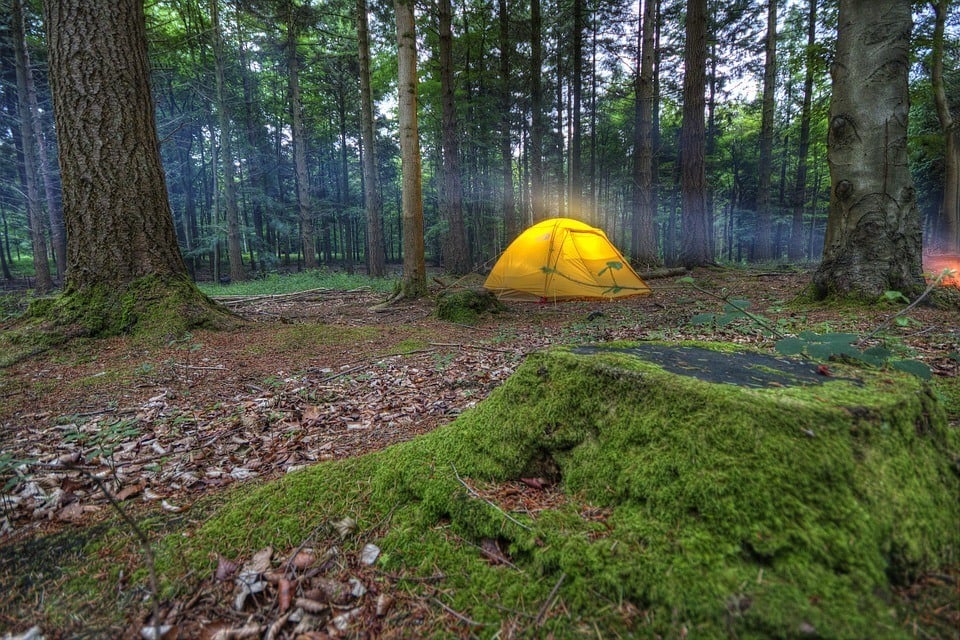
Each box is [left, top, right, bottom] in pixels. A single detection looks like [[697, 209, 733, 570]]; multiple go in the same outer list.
[[332, 516, 356, 538], [519, 477, 549, 490], [360, 543, 380, 565], [278, 578, 293, 613], [215, 555, 239, 582], [289, 549, 317, 570]]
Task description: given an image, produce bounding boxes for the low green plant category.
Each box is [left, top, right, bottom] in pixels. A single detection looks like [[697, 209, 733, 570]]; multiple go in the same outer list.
[[681, 276, 936, 378], [197, 269, 398, 297]]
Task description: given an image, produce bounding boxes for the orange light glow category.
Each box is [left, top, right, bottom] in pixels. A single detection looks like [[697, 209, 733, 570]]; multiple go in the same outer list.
[[924, 254, 960, 287]]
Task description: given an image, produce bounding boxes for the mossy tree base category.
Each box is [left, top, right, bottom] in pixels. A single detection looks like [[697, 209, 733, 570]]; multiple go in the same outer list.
[[0, 275, 238, 365], [180, 343, 960, 638]]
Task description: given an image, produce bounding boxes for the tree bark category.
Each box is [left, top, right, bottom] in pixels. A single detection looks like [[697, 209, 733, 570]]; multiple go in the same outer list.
[[395, 0, 426, 297], [529, 0, 545, 222], [356, 0, 386, 277], [498, 0, 517, 243], [812, 0, 923, 298], [679, 0, 711, 267], [754, 0, 778, 262], [789, 0, 817, 261], [12, 0, 53, 293], [631, 0, 659, 267], [570, 0, 584, 216], [930, 0, 959, 253], [41, 0, 228, 336], [210, 0, 245, 282], [438, 0, 470, 275], [286, 13, 318, 270]]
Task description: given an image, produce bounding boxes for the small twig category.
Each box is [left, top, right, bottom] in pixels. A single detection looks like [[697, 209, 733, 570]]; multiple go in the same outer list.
[[431, 597, 488, 627], [683, 281, 787, 339], [857, 272, 947, 346], [451, 464, 531, 531], [428, 342, 515, 353], [534, 572, 567, 627], [172, 363, 227, 371], [76, 467, 162, 636]]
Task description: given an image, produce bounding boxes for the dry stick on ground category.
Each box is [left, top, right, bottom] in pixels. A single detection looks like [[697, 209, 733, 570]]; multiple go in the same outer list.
[[430, 596, 488, 628], [534, 572, 567, 627], [43, 464, 163, 636], [856, 270, 949, 347], [451, 463, 532, 531]]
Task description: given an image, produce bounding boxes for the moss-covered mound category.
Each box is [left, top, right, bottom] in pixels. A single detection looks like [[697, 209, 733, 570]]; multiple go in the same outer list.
[[0, 275, 236, 365], [181, 344, 960, 638], [435, 287, 505, 324]]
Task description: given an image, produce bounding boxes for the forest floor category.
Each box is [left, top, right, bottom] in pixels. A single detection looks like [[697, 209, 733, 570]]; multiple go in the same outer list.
[[0, 266, 958, 639]]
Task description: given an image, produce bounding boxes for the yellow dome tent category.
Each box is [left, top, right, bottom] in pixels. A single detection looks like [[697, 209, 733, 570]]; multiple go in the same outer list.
[[484, 218, 651, 301]]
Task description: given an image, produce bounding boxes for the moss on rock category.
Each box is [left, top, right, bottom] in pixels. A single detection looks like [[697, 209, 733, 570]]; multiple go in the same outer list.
[[176, 343, 960, 638], [435, 288, 505, 324]]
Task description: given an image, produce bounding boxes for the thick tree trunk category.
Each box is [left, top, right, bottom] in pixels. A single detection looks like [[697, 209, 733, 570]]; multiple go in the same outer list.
[[45, 0, 192, 287], [679, 0, 711, 267], [210, 0, 245, 282], [12, 0, 53, 293], [754, 0, 778, 262], [356, 0, 386, 277], [286, 19, 318, 270], [498, 0, 517, 243], [395, 0, 426, 298], [438, 0, 470, 275], [631, 0, 659, 267], [813, 0, 923, 299], [789, 0, 817, 261], [41, 0, 228, 336], [529, 0, 545, 223], [931, 0, 959, 253]]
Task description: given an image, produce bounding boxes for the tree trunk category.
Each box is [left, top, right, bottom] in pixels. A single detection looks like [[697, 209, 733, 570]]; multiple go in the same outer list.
[[438, 0, 470, 275], [286, 17, 318, 270], [754, 0, 778, 262], [679, 0, 711, 267], [812, 0, 923, 299], [12, 0, 53, 293], [356, 0, 387, 277], [395, 0, 426, 298], [42, 0, 227, 335], [789, 0, 817, 261], [931, 0, 959, 253], [570, 0, 584, 216], [631, 0, 659, 267], [498, 0, 517, 243], [210, 0, 245, 282], [529, 0, 545, 222]]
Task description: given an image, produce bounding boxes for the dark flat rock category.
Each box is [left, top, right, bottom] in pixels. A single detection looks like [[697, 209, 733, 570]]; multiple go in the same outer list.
[[572, 343, 855, 388]]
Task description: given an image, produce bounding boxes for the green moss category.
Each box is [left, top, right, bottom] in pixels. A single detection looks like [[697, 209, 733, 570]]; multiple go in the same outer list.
[[0, 275, 237, 366], [435, 289, 505, 324], [160, 343, 958, 638]]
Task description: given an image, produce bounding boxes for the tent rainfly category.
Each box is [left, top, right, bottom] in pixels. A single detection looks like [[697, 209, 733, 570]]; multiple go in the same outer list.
[[484, 218, 651, 301]]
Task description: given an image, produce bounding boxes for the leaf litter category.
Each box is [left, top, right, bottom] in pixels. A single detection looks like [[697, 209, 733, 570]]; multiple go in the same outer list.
[[0, 270, 957, 637]]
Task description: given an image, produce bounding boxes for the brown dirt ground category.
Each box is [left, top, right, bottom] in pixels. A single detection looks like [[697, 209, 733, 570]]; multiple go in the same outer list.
[[0, 268, 958, 638]]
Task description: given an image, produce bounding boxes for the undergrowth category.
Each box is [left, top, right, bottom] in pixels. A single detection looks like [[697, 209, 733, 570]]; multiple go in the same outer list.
[[198, 270, 398, 297]]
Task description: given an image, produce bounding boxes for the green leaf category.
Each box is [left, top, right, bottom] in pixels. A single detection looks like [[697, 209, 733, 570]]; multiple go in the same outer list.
[[775, 337, 806, 356], [724, 299, 751, 312], [890, 359, 931, 379], [882, 290, 910, 304], [677, 276, 695, 284], [861, 346, 892, 365], [690, 313, 718, 325]]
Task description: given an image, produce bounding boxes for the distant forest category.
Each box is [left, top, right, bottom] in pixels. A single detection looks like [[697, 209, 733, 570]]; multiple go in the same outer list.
[[1, 0, 957, 284]]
